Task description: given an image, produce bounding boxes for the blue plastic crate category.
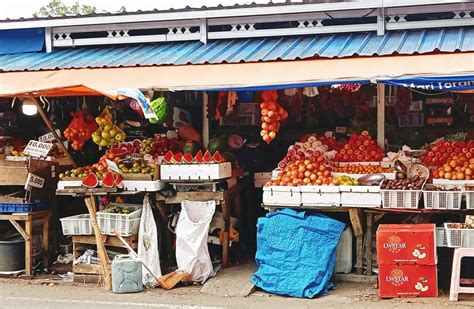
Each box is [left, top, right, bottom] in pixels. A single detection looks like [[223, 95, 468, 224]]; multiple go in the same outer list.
[[0, 201, 48, 213]]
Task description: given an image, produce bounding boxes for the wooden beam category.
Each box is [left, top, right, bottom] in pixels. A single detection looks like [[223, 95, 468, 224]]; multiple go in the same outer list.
[[85, 196, 112, 291], [202, 91, 210, 148], [28, 95, 78, 168], [8, 219, 29, 240], [376, 83, 385, 149]]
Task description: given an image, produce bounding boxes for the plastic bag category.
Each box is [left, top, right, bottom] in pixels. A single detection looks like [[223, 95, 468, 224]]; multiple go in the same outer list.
[[176, 200, 216, 283], [138, 195, 162, 287], [64, 111, 98, 151]]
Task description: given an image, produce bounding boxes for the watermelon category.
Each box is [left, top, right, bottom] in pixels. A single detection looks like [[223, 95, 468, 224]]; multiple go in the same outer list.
[[163, 151, 174, 163], [114, 174, 124, 189], [171, 153, 183, 164], [82, 173, 99, 188], [111, 148, 127, 156], [102, 171, 115, 188], [194, 150, 203, 164], [207, 135, 228, 154], [212, 151, 222, 163], [203, 150, 212, 163], [183, 153, 193, 164], [183, 141, 202, 157]]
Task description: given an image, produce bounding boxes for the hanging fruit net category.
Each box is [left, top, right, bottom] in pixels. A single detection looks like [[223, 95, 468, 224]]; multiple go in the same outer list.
[[64, 111, 98, 151], [92, 106, 126, 149], [260, 90, 288, 143]]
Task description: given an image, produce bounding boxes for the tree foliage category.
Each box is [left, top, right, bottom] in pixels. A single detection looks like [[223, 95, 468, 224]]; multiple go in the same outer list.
[[34, 0, 96, 17]]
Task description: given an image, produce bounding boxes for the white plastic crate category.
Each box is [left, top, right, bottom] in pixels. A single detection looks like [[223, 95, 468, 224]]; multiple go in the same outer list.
[[263, 186, 301, 206], [436, 227, 447, 247], [380, 189, 423, 209], [444, 223, 474, 248], [97, 203, 142, 236], [340, 185, 381, 208], [60, 214, 93, 235], [300, 186, 340, 207], [432, 179, 474, 190], [422, 185, 463, 210], [160, 162, 231, 181], [465, 189, 474, 209]]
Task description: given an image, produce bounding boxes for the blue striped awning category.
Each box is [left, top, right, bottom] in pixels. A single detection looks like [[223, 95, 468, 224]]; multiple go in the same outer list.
[[0, 27, 473, 72]]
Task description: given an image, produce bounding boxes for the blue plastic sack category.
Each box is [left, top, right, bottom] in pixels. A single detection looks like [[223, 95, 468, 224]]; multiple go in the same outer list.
[[251, 208, 345, 298]]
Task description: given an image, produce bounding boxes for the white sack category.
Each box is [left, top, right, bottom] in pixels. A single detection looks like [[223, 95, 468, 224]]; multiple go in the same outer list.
[[176, 200, 216, 283], [138, 196, 162, 287]]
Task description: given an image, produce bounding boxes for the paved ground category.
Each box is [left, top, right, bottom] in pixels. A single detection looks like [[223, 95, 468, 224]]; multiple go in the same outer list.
[[1, 277, 474, 309]]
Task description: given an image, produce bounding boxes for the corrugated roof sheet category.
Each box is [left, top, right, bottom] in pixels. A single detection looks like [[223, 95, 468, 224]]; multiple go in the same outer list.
[[0, 27, 473, 72]]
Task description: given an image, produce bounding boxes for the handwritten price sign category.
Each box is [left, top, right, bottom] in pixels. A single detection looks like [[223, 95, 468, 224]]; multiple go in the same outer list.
[[25, 173, 45, 189], [23, 140, 54, 158]]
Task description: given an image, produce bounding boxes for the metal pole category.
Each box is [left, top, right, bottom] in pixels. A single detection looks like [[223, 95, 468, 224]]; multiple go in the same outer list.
[[202, 91, 210, 147], [376, 84, 386, 149]]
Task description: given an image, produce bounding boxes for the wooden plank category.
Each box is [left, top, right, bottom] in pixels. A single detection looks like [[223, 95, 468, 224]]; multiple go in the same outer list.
[[0, 166, 28, 185], [365, 212, 373, 276], [25, 219, 33, 277], [161, 191, 224, 203], [8, 219, 29, 240], [73, 263, 111, 275], [349, 208, 363, 237], [85, 196, 112, 291], [42, 212, 50, 269], [355, 236, 363, 276], [72, 234, 138, 249]]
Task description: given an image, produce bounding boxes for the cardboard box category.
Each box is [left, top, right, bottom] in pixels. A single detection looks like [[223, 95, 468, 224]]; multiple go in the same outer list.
[[379, 264, 438, 298], [377, 224, 436, 265]]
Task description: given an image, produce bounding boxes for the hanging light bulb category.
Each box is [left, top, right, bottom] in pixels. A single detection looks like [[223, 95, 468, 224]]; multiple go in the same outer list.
[[21, 98, 38, 116]]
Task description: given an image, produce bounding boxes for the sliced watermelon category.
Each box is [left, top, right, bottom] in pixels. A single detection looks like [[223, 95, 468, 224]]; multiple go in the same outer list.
[[194, 150, 203, 164], [82, 173, 99, 188], [203, 150, 212, 164], [114, 174, 124, 189], [163, 151, 174, 164], [171, 153, 183, 164], [212, 151, 222, 163], [111, 147, 128, 156], [183, 153, 193, 164], [102, 171, 115, 188]]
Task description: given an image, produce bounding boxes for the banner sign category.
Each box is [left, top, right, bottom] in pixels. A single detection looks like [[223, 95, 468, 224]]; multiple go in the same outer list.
[[108, 89, 157, 120], [382, 76, 474, 91]]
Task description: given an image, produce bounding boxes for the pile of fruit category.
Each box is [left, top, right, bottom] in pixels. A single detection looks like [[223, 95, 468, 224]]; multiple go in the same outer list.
[[422, 140, 474, 177], [267, 157, 337, 186], [277, 140, 328, 169], [162, 150, 223, 164], [260, 90, 288, 143], [92, 108, 126, 149], [334, 131, 384, 162], [64, 111, 98, 151], [299, 133, 343, 151], [333, 164, 394, 174], [381, 176, 425, 190], [105, 206, 132, 214], [336, 175, 359, 186], [431, 159, 473, 181]]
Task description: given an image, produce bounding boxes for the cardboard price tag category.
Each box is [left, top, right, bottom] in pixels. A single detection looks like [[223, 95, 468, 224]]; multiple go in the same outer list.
[[23, 140, 54, 158], [38, 129, 61, 143], [25, 173, 45, 189]]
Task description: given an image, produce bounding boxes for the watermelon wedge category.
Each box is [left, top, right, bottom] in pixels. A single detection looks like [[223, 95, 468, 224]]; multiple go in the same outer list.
[[194, 150, 203, 164], [171, 153, 183, 164], [102, 171, 115, 188], [114, 174, 124, 189], [183, 153, 193, 164], [82, 173, 99, 188], [212, 151, 223, 163], [203, 150, 212, 164], [110, 148, 128, 156], [163, 151, 174, 164]]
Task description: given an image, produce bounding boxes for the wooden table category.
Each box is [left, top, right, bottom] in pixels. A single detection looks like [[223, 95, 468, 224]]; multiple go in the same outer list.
[[263, 205, 474, 276], [72, 234, 138, 275], [157, 184, 241, 268], [0, 210, 50, 277]]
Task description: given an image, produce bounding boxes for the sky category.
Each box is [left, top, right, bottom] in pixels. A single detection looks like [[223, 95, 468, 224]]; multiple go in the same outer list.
[[0, 0, 278, 19]]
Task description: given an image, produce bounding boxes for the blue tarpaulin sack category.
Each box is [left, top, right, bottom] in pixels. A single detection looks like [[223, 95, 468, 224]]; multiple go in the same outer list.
[[251, 208, 345, 298]]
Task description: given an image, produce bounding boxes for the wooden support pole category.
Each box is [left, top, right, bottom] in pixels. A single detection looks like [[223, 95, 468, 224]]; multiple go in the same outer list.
[[376, 83, 385, 150], [85, 195, 112, 291], [28, 94, 78, 168], [349, 208, 364, 275], [202, 91, 210, 148]]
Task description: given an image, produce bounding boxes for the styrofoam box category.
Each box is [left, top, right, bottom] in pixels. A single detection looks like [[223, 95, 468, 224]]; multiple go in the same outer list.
[[300, 186, 340, 207], [57, 180, 165, 192], [332, 172, 395, 180], [160, 162, 231, 181], [263, 186, 301, 206], [340, 185, 381, 208]]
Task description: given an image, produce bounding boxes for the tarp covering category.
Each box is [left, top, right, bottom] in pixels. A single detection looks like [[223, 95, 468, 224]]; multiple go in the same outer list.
[[0, 28, 45, 55], [380, 75, 474, 91], [0, 53, 473, 95], [251, 209, 345, 298]]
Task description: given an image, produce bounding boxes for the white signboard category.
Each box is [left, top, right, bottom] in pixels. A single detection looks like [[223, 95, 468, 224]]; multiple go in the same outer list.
[[23, 140, 54, 158], [106, 159, 121, 174], [38, 130, 61, 143], [25, 173, 45, 189]]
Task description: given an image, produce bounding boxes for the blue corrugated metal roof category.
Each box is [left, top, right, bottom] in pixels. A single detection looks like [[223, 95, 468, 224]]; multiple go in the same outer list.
[[0, 27, 473, 72]]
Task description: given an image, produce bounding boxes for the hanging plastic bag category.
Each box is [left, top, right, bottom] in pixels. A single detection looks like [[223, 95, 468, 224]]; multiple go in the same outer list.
[[138, 195, 162, 287], [176, 200, 216, 283]]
